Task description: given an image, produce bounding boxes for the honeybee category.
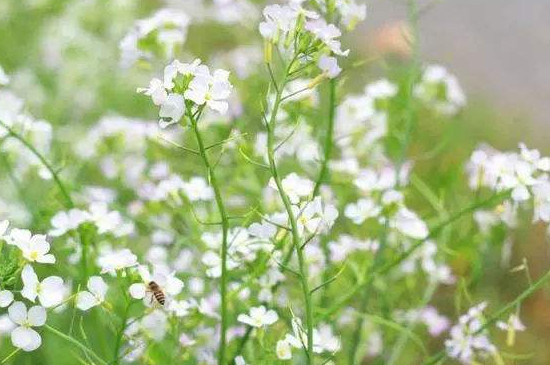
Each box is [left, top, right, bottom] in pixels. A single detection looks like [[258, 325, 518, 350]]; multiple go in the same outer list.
[[147, 281, 165, 306]]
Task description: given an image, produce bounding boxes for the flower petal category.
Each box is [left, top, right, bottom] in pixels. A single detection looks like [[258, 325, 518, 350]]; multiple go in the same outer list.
[[0, 290, 14, 308], [11, 326, 41, 352], [76, 291, 99, 311], [27, 306, 47, 327], [8, 302, 27, 325], [129, 283, 146, 299]]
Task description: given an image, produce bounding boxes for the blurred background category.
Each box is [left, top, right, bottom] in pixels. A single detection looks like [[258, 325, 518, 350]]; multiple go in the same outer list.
[[1, 0, 550, 363], [357, 1, 550, 362]]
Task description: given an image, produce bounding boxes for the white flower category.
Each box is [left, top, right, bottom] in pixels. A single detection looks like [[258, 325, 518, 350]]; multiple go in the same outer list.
[[184, 67, 233, 114], [9, 229, 55, 264], [76, 276, 108, 311], [129, 265, 184, 304], [365, 79, 398, 100], [137, 78, 167, 106], [248, 221, 277, 240], [318, 55, 341, 78], [269, 173, 314, 204], [159, 93, 185, 128], [344, 198, 381, 224], [182, 177, 214, 201], [259, 5, 301, 41], [8, 302, 46, 352], [391, 207, 429, 240], [237, 306, 279, 328], [496, 314, 525, 332], [97, 248, 138, 274], [21, 265, 64, 308], [305, 19, 349, 56], [445, 303, 496, 364], [337, 0, 367, 29], [276, 339, 293, 360], [49, 209, 89, 237], [420, 306, 450, 336], [496, 313, 525, 346], [202, 251, 239, 278], [88, 202, 131, 236], [0, 290, 14, 308], [168, 300, 194, 317], [295, 197, 339, 235], [414, 64, 466, 116]]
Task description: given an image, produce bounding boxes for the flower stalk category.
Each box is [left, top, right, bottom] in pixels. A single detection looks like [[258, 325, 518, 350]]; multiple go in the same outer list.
[[264, 58, 314, 364], [188, 108, 231, 364]]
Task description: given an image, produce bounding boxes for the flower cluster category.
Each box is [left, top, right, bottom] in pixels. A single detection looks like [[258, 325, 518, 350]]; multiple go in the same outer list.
[[138, 59, 233, 128], [445, 303, 501, 364]]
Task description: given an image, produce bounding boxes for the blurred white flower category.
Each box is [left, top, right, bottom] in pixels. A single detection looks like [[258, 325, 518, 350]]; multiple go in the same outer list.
[[184, 68, 233, 114], [137, 78, 167, 106], [76, 276, 108, 311], [97, 248, 138, 274], [391, 207, 429, 240], [445, 302, 496, 364], [9, 229, 55, 264], [159, 93, 185, 128], [8, 302, 47, 352], [49, 209, 89, 237], [269, 173, 314, 204], [0, 290, 14, 308], [21, 264, 64, 308], [344, 198, 381, 224], [276, 339, 293, 359], [305, 19, 349, 56], [318, 55, 341, 79], [237, 306, 279, 328], [414, 64, 466, 116]]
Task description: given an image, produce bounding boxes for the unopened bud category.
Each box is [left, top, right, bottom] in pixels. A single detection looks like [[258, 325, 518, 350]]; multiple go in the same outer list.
[[264, 41, 273, 64], [307, 73, 326, 89]]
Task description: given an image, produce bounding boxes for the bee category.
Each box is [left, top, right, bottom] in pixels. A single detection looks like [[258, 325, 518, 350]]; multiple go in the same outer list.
[[147, 281, 165, 306]]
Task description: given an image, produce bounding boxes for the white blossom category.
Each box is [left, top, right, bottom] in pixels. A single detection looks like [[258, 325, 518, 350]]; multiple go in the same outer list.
[[237, 306, 279, 328], [76, 276, 108, 311], [8, 302, 47, 352]]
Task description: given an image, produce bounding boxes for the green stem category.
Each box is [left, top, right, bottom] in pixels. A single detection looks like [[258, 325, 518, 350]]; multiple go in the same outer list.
[[112, 302, 132, 365], [189, 110, 230, 364], [0, 120, 74, 209], [45, 325, 107, 365], [265, 59, 314, 364], [0, 349, 20, 364], [388, 282, 437, 364], [313, 78, 336, 196], [348, 220, 390, 364]]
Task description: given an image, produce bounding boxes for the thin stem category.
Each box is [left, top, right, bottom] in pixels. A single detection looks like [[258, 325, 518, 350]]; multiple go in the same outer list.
[[0, 349, 20, 364], [388, 282, 437, 364], [189, 109, 230, 364], [348, 220, 390, 364], [112, 301, 132, 365], [313, 78, 336, 196], [265, 58, 314, 364], [0, 120, 74, 209], [45, 325, 108, 365]]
